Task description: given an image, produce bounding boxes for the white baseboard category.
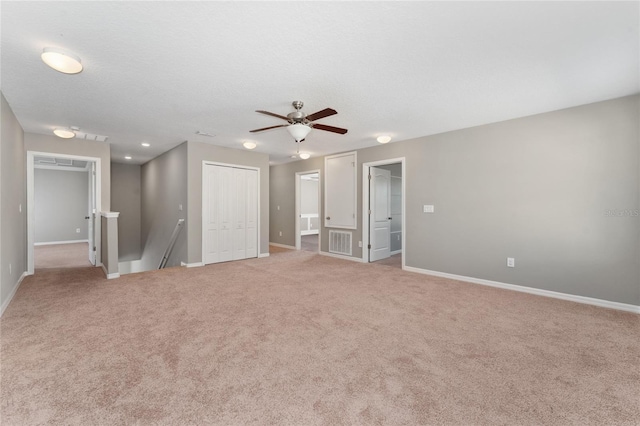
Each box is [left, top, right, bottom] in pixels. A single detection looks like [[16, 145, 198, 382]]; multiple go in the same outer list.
[[319, 251, 365, 263], [258, 253, 270, 258], [403, 265, 640, 314], [1, 271, 29, 317], [181, 261, 204, 268], [269, 242, 296, 250], [390, 250, 402, 256], [34, 239, 89, 246], [101, 264, 120, 279]]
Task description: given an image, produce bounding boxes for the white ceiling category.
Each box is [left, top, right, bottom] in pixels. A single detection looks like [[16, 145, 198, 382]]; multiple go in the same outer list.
[[1, 2, 638, 165]]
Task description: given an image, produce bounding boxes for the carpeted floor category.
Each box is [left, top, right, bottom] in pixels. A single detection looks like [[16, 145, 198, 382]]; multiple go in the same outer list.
[[301, 234, 319, 252], [35, 242, 92, 270], [372, 253, 402, 269], [1, 250, 638, 425]]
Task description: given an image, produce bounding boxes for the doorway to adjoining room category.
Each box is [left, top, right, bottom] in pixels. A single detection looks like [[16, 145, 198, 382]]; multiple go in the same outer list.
[[296, 170, 320, 252]]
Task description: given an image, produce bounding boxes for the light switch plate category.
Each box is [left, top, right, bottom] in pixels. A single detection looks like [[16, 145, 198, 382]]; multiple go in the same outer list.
[[423, 205, 435, 213]]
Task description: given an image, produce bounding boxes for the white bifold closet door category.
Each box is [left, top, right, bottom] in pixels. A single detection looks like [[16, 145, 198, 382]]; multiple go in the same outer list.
[[204, 164, 258, 265]]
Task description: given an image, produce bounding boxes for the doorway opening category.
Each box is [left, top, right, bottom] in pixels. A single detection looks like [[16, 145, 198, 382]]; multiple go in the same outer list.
[[295, 170, 321, 252], [27, 152, 101, 274], [362, 158, 405, 268]]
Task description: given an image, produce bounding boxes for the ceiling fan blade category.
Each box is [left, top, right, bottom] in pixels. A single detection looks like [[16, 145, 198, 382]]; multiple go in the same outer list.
[[249, 124, 287, 133], [312, 123, 348, 134], [256, 110, 289, 121], [306, 108, 337, 122]]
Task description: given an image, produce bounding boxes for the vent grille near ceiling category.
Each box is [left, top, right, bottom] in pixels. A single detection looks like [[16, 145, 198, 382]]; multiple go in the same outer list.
[[329, 230, 352, 256], [75, 131, 109, 142]]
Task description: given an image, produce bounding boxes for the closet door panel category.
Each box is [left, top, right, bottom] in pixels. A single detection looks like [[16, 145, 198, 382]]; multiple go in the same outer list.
[[245, 169, 258, 258], [233, 168, 247, 260], [217, 165, 234, 262]]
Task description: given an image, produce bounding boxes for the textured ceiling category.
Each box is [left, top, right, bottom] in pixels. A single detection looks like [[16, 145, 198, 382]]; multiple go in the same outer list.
[[1, 2, 638, 165]]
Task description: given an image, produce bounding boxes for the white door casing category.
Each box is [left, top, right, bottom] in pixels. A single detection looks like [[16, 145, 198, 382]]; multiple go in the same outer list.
[[369, 167, 391, 262]]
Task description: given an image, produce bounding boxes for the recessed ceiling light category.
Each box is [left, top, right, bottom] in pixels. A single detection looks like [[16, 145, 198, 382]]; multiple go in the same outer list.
[[124, 156, 132, 160], [243, 141, 257, 150], [53, 128, 75, 139], [141, 143, 150, 147], [377, 135, 391, 144], [299, 153, 311, 160], [41, 47, 83, 74]]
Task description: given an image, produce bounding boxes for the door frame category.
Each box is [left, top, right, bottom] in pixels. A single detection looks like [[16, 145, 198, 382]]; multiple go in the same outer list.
[[362, 157, 405, 266], [26, 151, 102, 274], [201, 161, 261, 265], [295, 169, 321, 251]]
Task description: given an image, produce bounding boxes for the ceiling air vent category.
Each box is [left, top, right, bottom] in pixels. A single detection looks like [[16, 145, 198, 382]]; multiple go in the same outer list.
[[74, 131, 109, 142]]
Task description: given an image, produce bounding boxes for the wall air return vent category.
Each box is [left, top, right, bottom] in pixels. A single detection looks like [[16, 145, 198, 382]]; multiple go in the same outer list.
[[329, 230, 352, 256]]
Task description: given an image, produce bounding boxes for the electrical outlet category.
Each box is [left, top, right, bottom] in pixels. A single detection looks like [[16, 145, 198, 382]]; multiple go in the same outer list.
[[279, 231, 282, 237], [507, 257, 515, 268], [423, 205, 434, 213], [358, 241, 362, 248], [76, 228, 81, 233], [277, 205, 280, 211], [178, 204, 183, 211], [9, 263, 12, 275]]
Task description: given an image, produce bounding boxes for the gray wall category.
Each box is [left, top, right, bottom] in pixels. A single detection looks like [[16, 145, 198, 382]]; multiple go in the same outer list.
[[1, 92, 27, 314], [141, 142, 188, 270], [25, 133, 111, 211], [111, 162, 141, 261], [186, 140, 270, 264], [34, 168, 88, 243], [270, 95, 639, 305], [300, 179, 319, 215]]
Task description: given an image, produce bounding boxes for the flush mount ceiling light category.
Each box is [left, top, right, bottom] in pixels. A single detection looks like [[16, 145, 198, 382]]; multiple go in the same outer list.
[[286, 123, 312, 143], [298, 153, 311, 160], [141, 142, 150, 147], [53, 128, 76, 139], [243, 141, 257, 150], [41, 47, 83, 74], [377, 135, 391, 144], [125, 156, 132, 160]]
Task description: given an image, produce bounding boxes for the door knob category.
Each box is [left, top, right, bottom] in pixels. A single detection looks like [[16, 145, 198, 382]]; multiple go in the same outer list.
[[388, 217, 392, 220], [85, 216, 90, 219], [326, 216, 330, 220]]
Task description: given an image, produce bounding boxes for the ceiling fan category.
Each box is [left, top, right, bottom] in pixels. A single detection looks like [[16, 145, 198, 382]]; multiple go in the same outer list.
[[250, 101, 348, 143]]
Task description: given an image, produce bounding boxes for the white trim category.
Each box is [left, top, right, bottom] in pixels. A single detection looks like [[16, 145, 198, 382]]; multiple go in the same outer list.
[[0, 271, 29, 317], [101, 264, 120, 279], [27, 151, 102, 275], [101, 211, 120, 218], [258, 253, 270, 258], [319, 250, 365, 263], [403, 265, 640, 314], [362, 158, 406, 266], [34, 239, 89, 246], [34, 164, 89, 173], [295, 169, 321, 250], [180, 261, 204, 268], [269, 242, 296, 250]]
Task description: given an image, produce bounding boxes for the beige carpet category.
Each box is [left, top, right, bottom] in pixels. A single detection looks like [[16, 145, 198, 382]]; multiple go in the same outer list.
[[35, 242, 92, 270], [1, 250, 638, 425]]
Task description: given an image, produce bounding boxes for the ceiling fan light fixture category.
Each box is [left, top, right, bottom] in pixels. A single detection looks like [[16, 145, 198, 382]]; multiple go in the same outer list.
[[299, 153, 311, 160], [41, 47, 83, 74], [287, 123, 311, 142], [243, 141, 257, 150], [53, 128, 76, 139], [377, 135, 391, 144]]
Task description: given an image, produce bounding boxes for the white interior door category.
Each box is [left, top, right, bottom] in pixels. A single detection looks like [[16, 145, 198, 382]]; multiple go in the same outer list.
[[218, 165, 233, 262], [88, 162, 96, 265], [369, 167, 391, 262], [233, 168, 247, 260], [204, 165, 220, 264], [245, 169, 258, 258], [203, 164, 258, 265]]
